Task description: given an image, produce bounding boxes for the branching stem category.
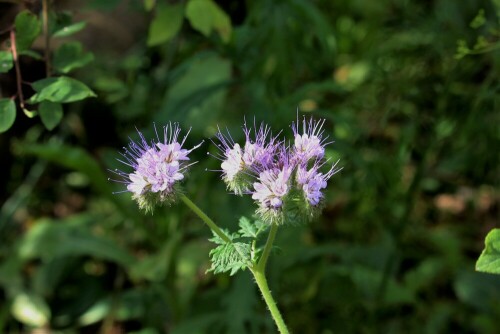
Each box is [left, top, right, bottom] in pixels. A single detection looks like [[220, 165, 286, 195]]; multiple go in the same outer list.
[[257, 223, 278, 271], [179, 194, 230, 243], [180, 195, 289, 333]]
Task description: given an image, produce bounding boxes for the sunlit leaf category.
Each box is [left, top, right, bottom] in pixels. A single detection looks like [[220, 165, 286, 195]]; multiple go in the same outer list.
[[11, 292, 50, 327], [476, 228, 500, 275], [53, 21, 87, 37], [186, 0, 232, 43], [147, 3, 184, 46], [28, 76, 96, 104]]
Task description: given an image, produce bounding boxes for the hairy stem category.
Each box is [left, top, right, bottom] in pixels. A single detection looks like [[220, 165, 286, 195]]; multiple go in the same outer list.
[[179, 194, 231, 243], [252, 269, 290, 334], [252, 223, 289, 333], [257, 223, 278, 271]]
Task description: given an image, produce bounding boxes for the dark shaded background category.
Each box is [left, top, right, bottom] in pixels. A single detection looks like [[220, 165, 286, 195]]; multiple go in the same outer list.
[[0, 0, 499, 333]]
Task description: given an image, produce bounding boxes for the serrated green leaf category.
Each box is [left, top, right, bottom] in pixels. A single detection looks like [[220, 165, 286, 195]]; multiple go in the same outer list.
[[0, 51, 13, 73], [53, 42, 94, 73], [208, 241, 251, 275], [15, 10, 41, 51], [147, 3, 184, 46], [476, 228, 500, 274], [11, 292, 50, 327], [28, 76, 96, 104], [39, 101, 63, 130], [0, 98, 16, 133], [238, 217, 256, 238], [238, 216, 268, 239], [186, 0, 232, 43], [53, 21, 87, 38]]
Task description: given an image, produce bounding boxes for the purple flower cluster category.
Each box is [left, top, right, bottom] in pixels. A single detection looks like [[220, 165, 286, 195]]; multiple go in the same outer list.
[[212, 116, 341, 224], [112, 123, 201, 212], [212, 121, 277, 195]]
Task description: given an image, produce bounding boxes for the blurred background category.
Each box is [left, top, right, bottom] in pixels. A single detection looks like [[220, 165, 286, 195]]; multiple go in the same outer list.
[[0, 0, 499, 333]]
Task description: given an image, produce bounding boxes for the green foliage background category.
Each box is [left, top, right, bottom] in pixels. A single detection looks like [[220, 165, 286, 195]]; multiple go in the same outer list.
[[0, 0, 499, 333]]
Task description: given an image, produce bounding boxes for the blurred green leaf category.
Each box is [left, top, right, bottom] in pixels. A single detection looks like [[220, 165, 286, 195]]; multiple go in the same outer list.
[[454, 270, 500, 312], [19, 142, 135, 218], [171, 313, 221, 334], [53, 21, 87, 38], [403, 257, 445, 293], [28, 76, 96, 104], [158, 54, 231, 132], [0, 257, 23, 296], [147, 3, 184, 46], [11, 292, 50, 327], [144, 0, 156, 11], [186, 0, 232, 43], [476, 229, 500, 275], [0, 98, 16, 133], [53, 42, 94, 73], [14, 10, 41, 51], [349, 265, 415, 306], [221, 273, 260, 333], [130, 233, 181, 282], [39, 101, 63, 130], [18, 217, 135, 266], [0, 51, 13, 73], [470, 9, 486, 29], [19, 49, 43, 60], [78, 288, 151, 326]]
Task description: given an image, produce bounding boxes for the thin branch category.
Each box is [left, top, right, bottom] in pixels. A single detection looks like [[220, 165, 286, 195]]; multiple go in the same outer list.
[[42, 0, 51, 77], [10, 29, 24, 109]]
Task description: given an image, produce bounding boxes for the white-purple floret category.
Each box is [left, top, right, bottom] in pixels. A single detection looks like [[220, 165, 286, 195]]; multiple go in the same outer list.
[[252, 167, 292, 210], [111, 123, 201, 209], [211, 120, 278, 194], [291, 116, 331, 166]]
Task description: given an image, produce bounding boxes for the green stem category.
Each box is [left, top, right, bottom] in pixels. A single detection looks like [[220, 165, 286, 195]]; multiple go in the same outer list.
[[179, 194, 230, 243], [257, 223, 278, 271], [252, 269, 290, 334]]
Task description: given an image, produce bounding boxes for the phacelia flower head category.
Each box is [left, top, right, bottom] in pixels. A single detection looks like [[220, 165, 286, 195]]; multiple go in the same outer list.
[[111, 123, 201, 212], [211, 120, 277, 195], [210, 114, 341, 225]]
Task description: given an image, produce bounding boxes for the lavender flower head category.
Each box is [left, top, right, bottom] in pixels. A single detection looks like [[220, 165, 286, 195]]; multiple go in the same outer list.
[[212, 121, 276, 195], [111, 123, 201, 212], [211, 115, 341, 225]]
